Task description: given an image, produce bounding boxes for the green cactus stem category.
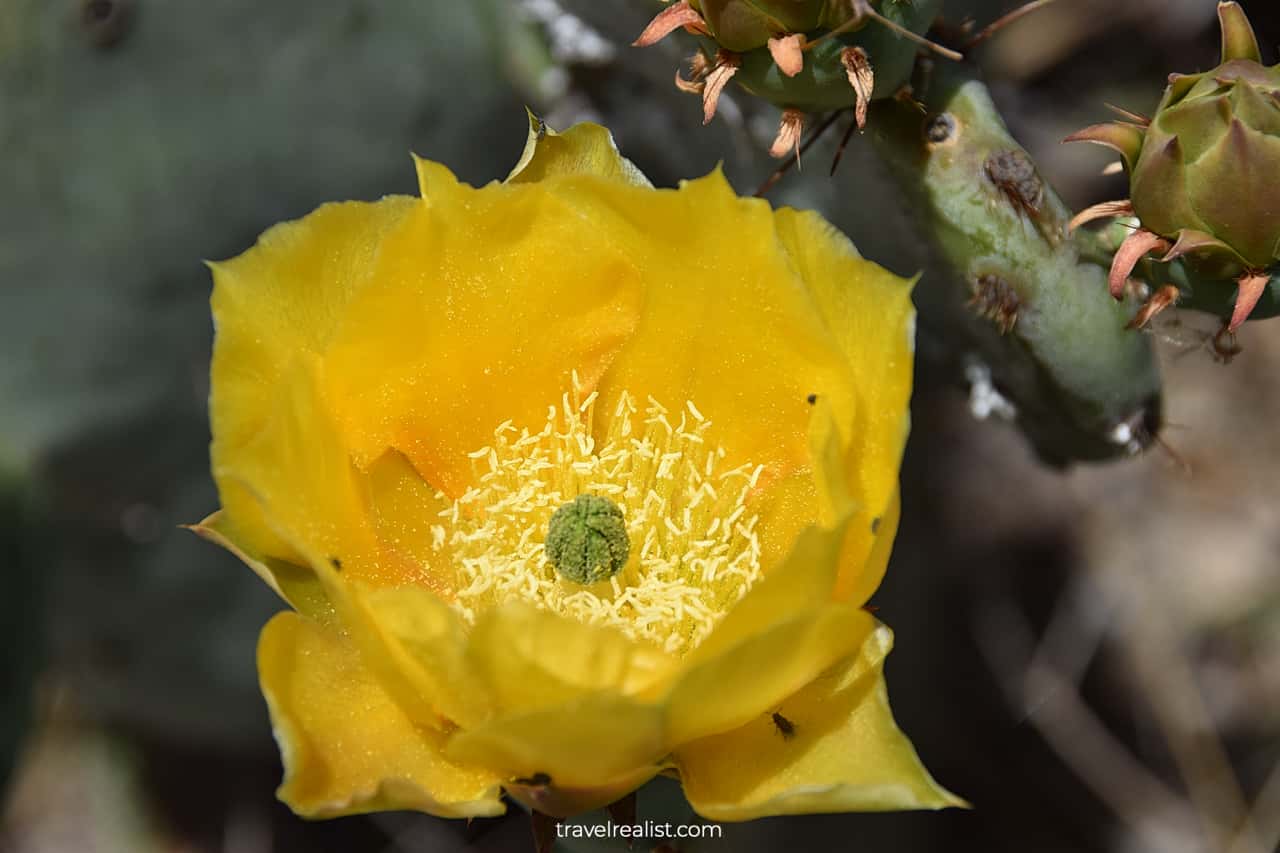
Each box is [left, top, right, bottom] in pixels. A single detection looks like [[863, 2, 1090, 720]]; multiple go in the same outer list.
[[868, 61, 1162, 464]]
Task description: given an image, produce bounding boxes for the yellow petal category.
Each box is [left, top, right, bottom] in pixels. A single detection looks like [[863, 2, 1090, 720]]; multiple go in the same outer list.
[[550, 170, 913, 598], [586, 171, 851, 510], [445, 692, 667, 792], [773, 207, 916, 602], [467, 601, 674, 712], [445, 604, 672, 793], [344, 589, 674, 735], [675, 623, 965, 821], [660, 518, 868, 744], [320, 162, 645, 498], [364, 448, 456, 595], [852, 484, 901, 608], [805, 393, 857, 522], [507, 113, 652, 187], [187, 510, 333, 624], [680, 516, 845, 667], [804, 396, 902, 606], [666, 604, 874, 746], [209, 197, 417, 563], [344, 582, 490, 730], [213, 355, 382, 584], [257, 611, 505, 819], [213, 357, 471, 731], [219, 346, 514, 738]]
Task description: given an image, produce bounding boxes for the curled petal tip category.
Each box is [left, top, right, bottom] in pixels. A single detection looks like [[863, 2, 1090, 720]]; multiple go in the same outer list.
[[1147, 134, 1184, 175], [1218, 1, 1261, 64], [769, 109, 805, 162], [633, 1, 706, 47], [1068, 199, 1133, 233], [675, 52, 709, 94], [1158, 229, 1233, 263], [1126, 285, 1180, 330], [1164, 72, 1201, 105], [1063, 122, 1145, 171], [702, 51, 740, 125], [1228, 271, 1270, 332], [1109, 229, 1170, 299], [674, 67, 705, 94]]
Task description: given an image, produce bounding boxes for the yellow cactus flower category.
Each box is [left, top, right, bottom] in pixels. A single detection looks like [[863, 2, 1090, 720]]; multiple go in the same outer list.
[[192, 117, 962, 823]]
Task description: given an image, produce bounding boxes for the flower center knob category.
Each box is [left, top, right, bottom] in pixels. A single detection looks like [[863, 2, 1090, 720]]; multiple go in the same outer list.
[[545, 494, 631, 585]]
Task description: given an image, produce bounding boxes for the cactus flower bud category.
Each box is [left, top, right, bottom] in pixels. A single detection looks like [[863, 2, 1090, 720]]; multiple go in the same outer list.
[[1068, 2, 1280, 344], [1132, 51, 1280, 272]]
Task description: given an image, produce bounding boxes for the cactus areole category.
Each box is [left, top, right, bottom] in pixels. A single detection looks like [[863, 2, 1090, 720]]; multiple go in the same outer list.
[[1068, 1, 1280, 345]]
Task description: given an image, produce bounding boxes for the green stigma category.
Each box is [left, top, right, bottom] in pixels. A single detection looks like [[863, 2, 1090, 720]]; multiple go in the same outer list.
[[545, 494, 630, 585]]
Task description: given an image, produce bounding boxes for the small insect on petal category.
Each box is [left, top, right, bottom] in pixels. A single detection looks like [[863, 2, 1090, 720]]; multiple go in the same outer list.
[[771, 712, 796, 740]]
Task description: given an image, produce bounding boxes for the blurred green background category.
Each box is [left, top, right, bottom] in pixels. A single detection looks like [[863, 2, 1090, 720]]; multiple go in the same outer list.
[[2, 1, 1277, 851]]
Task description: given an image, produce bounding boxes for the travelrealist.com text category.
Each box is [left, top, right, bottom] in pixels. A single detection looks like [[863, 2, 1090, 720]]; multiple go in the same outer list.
[[556, 820, 724, 840]]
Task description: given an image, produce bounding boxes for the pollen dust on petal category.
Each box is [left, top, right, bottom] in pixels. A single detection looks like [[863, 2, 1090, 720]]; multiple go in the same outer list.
[[432, 374, 764, 656]]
